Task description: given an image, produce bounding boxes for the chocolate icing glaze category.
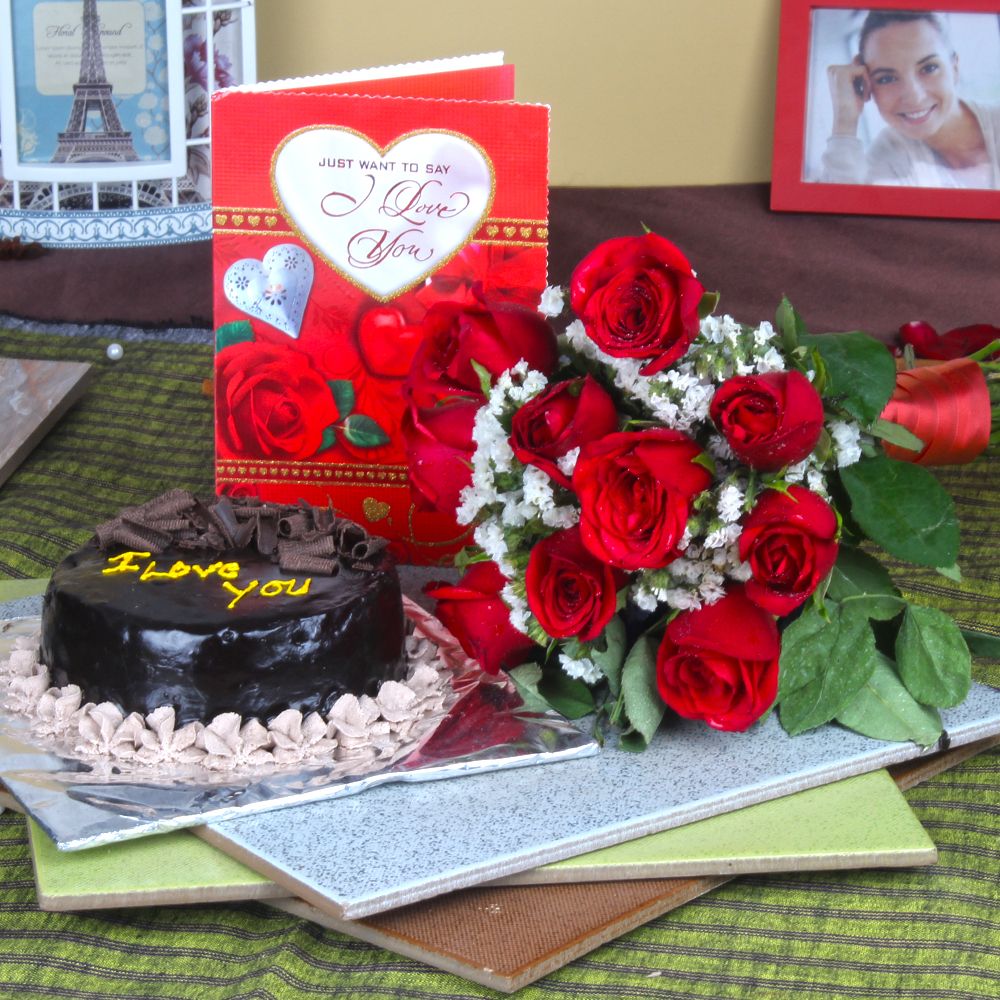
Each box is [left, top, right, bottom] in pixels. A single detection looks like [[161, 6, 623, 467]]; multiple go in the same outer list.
[[39, 492, 406, 725]]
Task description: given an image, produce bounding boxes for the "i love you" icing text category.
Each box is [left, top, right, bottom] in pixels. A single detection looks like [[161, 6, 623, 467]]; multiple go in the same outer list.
[[102, 551, 312, 610]]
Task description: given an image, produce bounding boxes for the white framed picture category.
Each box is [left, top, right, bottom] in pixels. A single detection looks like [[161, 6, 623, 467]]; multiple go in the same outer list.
[[0, 0, 187, 182], [0, 0, 256, 245]]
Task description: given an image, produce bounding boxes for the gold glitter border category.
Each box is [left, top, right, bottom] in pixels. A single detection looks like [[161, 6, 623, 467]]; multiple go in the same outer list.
[[217, 459, 410, 488], [268, 125, 498, 303]]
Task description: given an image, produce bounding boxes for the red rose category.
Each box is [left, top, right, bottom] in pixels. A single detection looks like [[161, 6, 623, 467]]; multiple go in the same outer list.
[[215, 341, 339, 459], [569, 233, 705, 375], [414, 244, 545, 311], [739, 486, 839, 615], [402, 399, 478, 514], [898, 320, 1000, 361], [406, 300, 558, 411], [656, 586, 779, 732], [525, 526, 621, 642], [572, 429, 712, 571], [425, 562, 537, 675], [710, 371, 825, 471], [509, 376, 620, 488]]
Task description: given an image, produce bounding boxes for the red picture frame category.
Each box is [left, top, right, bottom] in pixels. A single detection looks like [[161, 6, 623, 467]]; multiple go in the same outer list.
[[771, 0, 1000, 219]]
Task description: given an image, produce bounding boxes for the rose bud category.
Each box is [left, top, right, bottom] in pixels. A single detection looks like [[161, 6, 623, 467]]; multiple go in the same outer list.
[[572, 429, 712, 571], [710, 370, 825, 471], [656, 585, 779, 732], [525, 526, 621, 642], [509, 376, 620, 488], [405, 300, 558, 411], [898, 320, 1000, 361], [425, 562, 538, 675], [569, 232, 705, 375], [739, 486, 839, 615], [401, 399, 478, 514], [215, 341, 339, 460]]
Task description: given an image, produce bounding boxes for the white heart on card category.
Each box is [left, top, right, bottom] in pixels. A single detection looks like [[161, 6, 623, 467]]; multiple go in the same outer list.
[[271, 127, 495, 301], [223, 244, 314, 338]]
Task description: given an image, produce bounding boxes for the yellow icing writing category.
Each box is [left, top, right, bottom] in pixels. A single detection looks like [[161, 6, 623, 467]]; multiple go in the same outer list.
[[189, 561, 240, 581], [140, 561, 189, 582], [102, 551, 152, 575], [102, 552, 312, 609], [260, 578, 312, 598], [223, 579, 259, 609]]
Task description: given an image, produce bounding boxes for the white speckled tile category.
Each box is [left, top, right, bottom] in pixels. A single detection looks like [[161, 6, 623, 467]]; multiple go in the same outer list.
[[198, 679, 1000, 918]]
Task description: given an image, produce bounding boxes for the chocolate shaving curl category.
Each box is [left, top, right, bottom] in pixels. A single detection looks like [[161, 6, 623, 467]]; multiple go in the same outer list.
[[94, 520, 172, 552], [91, 490, 388, 576]]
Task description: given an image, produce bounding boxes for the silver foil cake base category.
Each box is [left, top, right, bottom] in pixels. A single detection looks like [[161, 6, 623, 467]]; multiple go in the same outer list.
[[0, 614, 597, 850]]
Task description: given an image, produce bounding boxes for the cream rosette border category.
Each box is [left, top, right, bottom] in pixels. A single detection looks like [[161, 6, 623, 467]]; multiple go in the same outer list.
[[0, 597, 471, 778]]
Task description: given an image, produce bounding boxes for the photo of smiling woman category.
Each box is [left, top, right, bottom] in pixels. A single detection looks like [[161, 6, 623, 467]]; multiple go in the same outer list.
[[803, 8, 1000, 189]]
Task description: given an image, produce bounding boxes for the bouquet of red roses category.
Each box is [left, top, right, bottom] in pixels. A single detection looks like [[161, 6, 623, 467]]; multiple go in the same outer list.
[[402, 232, 995, 750]]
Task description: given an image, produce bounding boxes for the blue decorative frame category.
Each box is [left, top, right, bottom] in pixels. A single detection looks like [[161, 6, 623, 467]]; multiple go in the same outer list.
[[0, 0, 255, 246]]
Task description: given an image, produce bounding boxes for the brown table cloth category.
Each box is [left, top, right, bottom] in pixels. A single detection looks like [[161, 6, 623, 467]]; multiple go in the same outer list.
[[3, 184, 999, 338]]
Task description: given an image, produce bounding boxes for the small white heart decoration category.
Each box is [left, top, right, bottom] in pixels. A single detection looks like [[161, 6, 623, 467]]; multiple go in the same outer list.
[[223, 244, 314, 338], [272, 128, 494, 301]]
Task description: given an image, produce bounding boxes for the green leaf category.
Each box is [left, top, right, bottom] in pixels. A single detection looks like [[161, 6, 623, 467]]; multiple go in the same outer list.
[[836, 653, 942, 747], [215, 320, 255, 351], [697, 291, 720, 319], [936, 563, 962, 583], [800, 331, 897, 423], [619, 730, 653, 753], [507, 663, 556, 714], [538, 671, 595, 720], [775, 296, 807, 354], [619, 635, 665, 750], [826, 547, 905, 621], [342, 414, 390, 449], [777, 600, 831, 702], [839, 456, 960, 568], [960, 627, 1000, 659], [319, 425, 337, 452], [590, 617, 627, 698], [470, 359, 494, 399], [328, 380, 355, 418], [778, 602, 879, 735], [869, 417, 923, 452], [896, 604, 971, 708], [692, 452, 716, 474]]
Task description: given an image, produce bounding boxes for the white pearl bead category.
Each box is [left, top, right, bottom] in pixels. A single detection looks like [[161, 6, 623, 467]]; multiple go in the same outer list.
[[106, 342, 124, 361]]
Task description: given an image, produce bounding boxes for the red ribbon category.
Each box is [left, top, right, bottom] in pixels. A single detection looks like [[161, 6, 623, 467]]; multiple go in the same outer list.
[[880, 358, 991, 466]]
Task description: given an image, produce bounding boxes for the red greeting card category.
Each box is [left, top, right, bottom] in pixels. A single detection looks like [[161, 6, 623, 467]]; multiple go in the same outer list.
[[211, 54, 549, 563]]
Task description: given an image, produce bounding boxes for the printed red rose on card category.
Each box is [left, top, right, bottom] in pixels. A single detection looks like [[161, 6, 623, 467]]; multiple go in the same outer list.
[[211, 55, 549, 563]]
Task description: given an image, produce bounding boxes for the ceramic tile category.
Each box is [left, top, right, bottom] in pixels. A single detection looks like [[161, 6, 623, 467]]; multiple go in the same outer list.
[[200, 679, 1000, 918], [20, 766, 932, 911], [498, 768, 935, 883], [27, 818, 286, 910], [0, 359, 93, 488]]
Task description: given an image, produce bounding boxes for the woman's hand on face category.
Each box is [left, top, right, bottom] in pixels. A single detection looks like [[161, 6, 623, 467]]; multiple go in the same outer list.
[[827, 57, 869, 136]]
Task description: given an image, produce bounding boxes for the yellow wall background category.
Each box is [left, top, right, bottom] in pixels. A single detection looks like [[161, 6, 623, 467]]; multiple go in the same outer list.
[[254, 0, 782, 187]]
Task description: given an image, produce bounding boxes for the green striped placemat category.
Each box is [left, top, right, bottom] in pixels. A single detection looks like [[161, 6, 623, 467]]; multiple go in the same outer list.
[[0, 328, 998, 998], [0, 330, 214, 579]]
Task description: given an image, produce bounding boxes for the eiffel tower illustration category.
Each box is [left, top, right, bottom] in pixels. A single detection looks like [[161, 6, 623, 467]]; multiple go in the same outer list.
[[52, 0, 139, 163]]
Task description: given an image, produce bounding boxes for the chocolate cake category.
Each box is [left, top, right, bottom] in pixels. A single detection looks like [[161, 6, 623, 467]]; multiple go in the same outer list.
[[39, 490, 406, 726]]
